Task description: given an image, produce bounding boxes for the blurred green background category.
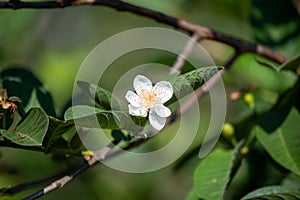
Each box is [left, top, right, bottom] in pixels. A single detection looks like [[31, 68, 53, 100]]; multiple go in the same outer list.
[[0, 0, 299, 199]]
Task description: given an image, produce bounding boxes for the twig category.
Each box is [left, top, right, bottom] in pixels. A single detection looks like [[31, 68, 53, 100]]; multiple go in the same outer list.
[[169, 33, 202, 74], [0, 0, 288, 64], [0, 171, 65, 195], [22, 140, 118, 200], [175, 51, 240, 118]]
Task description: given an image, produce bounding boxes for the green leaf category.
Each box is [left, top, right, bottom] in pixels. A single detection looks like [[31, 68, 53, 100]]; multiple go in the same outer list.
[[77, 81, 126, 110], [242, 186, 299, 200], [185, 191, 199, 200], [259, 79, 300, 132], [193, 148, 235, 200], [111, 130, 125, 142], [64, 105, 104, 120], [42, 117, 74, 152], [279, 55, 300, 72], [0, 67, 56, 116], [281, 173, 300, 191], [0, 108, 49, 146], [256, 109, 300, 175], [0, 67, 43, 87], [255, 56, 277, 71], [69, 133, 83, 151], [167, 66, 222, 105], [64, 105, 145, 133], [243, 192, 300, 200], [250, 0, 300, 47], [64, 105, 127, 129], [24, 89, 42, 112]]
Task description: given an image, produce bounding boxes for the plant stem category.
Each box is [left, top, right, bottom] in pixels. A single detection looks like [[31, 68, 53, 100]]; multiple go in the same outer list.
[[2, 109, 6, 130]]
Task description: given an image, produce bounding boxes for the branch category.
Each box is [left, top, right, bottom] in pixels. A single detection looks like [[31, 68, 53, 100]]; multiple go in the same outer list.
[[0, 1, 291, 199], [0, 0, 288, 64], [20, 139, 117, 200], [169, 33, 202, 74], [0, 171, 64, 195]]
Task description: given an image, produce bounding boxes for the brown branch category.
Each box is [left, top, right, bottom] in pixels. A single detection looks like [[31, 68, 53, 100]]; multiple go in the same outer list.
[[0, 1, 291, 199], [169, 33, 202, 74], [0, 0, 289, 64]]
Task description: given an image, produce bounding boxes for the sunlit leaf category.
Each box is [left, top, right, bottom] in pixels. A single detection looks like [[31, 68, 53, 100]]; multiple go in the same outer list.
[[0, 108, 49, 146], [256, 109, 300, 175]]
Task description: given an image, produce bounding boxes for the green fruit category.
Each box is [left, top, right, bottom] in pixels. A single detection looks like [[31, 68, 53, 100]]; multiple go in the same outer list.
[[222, 123, 234, 138], [243, 93, 255, 107], [240, 146, 249, 155]]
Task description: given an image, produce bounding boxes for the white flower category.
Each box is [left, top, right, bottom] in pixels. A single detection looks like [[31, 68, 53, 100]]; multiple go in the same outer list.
[[125, 75, 173, 130]]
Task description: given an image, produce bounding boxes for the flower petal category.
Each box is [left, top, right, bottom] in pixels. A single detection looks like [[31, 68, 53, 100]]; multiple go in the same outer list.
[[153, 81, 173, 103], [128, 104, 148, 117], [149, 110, 166, 130], [152, 104, 171, 117], [133, 75, 153, 95], [8, 96, 22, 103], [125, 90, 141, 107]]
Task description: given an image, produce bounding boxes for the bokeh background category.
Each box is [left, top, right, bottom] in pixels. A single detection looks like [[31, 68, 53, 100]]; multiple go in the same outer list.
[[1, 0, 300, 199]]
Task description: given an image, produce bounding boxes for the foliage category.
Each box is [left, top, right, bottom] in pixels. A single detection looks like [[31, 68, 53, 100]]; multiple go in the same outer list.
[[0, 66, 221, 153], [0, 0, 300, 200]]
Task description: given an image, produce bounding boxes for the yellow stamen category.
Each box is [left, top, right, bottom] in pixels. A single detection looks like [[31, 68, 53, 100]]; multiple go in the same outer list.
[[140, 89, 158, 108]]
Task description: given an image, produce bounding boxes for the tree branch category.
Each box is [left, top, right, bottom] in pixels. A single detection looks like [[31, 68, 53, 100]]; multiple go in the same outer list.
[[0, 1, 292, 199], [170, 33, 202, 74], [21, 139, 118, 200], [0, 0, 289, 64]]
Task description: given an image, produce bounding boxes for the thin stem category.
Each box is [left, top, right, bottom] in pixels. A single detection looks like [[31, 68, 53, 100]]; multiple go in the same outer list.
[[22, 140, 118, 200], [2, 109, 7, 129], [0, 170, 66, 195], [175, 51, 240, 118], [170, 33, 202, 74]]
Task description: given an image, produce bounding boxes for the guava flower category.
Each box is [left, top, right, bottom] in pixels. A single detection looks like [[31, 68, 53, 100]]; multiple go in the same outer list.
[[125, 75, 173, 130], [0, 88, 22, 118]]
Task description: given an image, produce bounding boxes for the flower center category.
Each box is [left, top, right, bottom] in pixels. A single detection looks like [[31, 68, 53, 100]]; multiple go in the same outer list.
[[140, 89, 159, 108]]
